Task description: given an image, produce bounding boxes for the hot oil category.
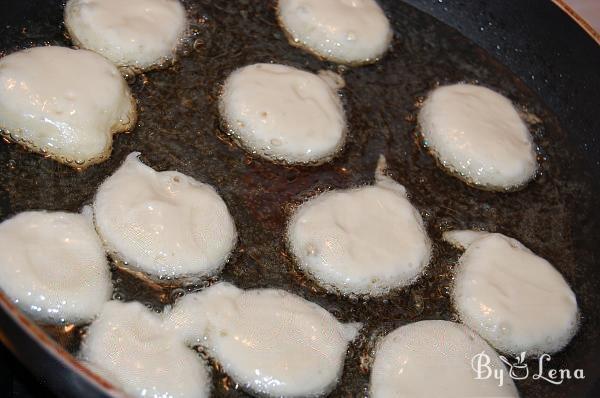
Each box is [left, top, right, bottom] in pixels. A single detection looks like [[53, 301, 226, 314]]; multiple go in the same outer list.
[[0, 1, 599, 397]]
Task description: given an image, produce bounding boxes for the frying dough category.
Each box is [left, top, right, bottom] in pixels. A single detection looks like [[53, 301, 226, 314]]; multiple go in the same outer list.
[[370, 320, 519, 398], [65, 0, 187, 70], [165, 282, 361, 397], [277, 0, 392, 64], [287, 156, 431, 295], [93, 152, 237, 280], [0, 46, 136, 167], [79, 300, 210, 398], [0, 210, 111, 324], [219, 63, 346, 164], [418, 84, 537, 190], [445, 230, 579, 355]]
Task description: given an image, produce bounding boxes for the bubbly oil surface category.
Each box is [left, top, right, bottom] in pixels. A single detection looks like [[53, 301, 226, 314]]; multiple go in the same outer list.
[[1, 1, 599, 397]]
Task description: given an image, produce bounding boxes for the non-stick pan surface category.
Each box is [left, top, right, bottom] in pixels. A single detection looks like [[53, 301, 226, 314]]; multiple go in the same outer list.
[[1, 1, 599, 397]]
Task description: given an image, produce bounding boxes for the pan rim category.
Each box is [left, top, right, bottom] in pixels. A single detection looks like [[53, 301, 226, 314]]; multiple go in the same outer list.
[[0, 292, 120, 398], [553, 0, 600, 45], [0, 0, 598, 397]]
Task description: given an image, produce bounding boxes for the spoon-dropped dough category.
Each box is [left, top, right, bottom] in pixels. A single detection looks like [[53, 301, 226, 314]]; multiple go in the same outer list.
[[277, 0, 392, 65], [93, 152, 237, 280], [444, 230, 579, 356], [79, 300, 211, 398], [418, 83, 537, 190], [65, 0, 188, 70], [0, 210, 111, 324], [165, 282, 361, 397], [0, 46, 136, 167], [287, 156, 431, 295], [370, 320, 519, 398], [219, 63, 346, 165]]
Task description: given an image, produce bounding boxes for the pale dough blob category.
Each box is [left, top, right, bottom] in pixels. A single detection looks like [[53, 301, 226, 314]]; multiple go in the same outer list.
[[65, 0, 187, 70], [0, 46, 136, 167], [418, 84, 537, 190], [0, 210, 111, 324], [79, 300, 211, 398], [287, 157, 431, 295], [277, 0, 392, 64], [219, 63, 346, 164], [370, 320, 519, 398], [93, 152, 237, 280], [444, 230, 579, 356], [165, 282, 361, 397]]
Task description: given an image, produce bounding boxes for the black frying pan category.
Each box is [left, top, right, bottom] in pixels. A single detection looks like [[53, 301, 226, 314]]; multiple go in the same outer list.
[[0, 1, 599, 397]]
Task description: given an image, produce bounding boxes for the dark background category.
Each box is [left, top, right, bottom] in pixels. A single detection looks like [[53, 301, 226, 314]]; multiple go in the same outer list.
[[0, 344, 57, 398]]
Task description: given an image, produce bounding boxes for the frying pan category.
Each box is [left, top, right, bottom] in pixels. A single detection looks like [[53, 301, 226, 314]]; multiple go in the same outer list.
[[0, 0, 599, 397]]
